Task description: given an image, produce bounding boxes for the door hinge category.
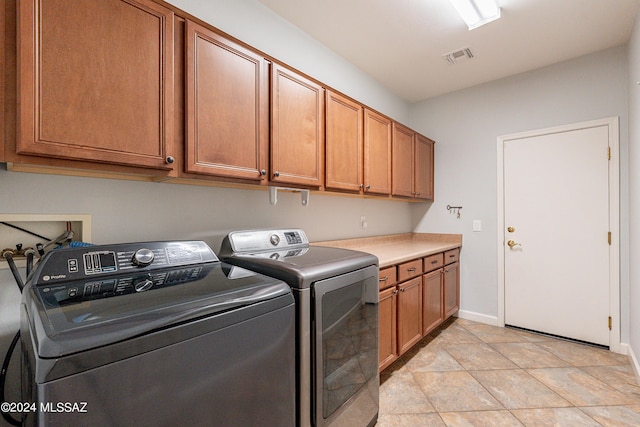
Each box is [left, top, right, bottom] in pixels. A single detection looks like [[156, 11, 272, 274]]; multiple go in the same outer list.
[[608, 147, 611, 160], [608, 316, 612, 330], [608, 232, 612, 245]]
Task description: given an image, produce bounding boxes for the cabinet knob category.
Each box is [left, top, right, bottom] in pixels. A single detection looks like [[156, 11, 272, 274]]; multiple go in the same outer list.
[[165, 156, 175, 164], [274, 171, 280, 177], [260, 169, 267, 176], [359, 184, 364, 189], [365, 185, 371, 190]]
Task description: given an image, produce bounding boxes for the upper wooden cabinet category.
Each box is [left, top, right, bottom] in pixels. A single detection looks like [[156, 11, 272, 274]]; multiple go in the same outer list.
[[325, 90, 363, 192], [392, 123, 435, 200], [325, 99, 392, 196], [414, 134, 435, 200], [392, 123, 414, 198], [17, 0, 175, 170], [185, 20, 268, 182], [271, 63, 324, 187], [363, 109, 392, 195]]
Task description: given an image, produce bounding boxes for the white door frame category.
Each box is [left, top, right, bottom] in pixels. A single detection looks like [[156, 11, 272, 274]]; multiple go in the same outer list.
[[497, 117, 620, 352]]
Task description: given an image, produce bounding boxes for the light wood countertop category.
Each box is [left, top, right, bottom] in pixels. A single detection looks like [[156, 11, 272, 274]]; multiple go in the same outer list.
[[313, 233, 462, 268]]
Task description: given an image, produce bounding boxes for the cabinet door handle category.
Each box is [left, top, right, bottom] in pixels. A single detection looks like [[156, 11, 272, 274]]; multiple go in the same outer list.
[[431, 260, 438, 264], [165, 156, 175, 164], [359, 184, 364, 189], [407, 267, 417, 272], [393, 289, 399, 295], [379, 276, 389, 282], [365, 185, 371, 190], [274, 171, 280, 177], [260, 169, 267, 176], [449, 254, 456, 258], [399, 288, 405, 292]]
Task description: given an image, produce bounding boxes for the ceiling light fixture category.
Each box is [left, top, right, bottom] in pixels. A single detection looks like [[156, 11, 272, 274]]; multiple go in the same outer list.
[[447, 0, 501, 30]]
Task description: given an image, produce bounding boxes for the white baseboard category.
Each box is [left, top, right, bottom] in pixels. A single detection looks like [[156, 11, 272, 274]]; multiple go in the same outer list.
[[629, 345, 640, 385], [456, 310, 499, 326]]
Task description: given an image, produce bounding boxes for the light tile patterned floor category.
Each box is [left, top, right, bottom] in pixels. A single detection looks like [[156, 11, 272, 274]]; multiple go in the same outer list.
[[378, 318, 640, 426]]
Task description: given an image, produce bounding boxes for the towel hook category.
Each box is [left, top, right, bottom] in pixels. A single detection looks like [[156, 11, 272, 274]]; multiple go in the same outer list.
[[447, 205, 462, 219]]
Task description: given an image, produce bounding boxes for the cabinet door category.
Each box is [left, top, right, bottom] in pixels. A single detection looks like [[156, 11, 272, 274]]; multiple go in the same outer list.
[[391, 122, 414, 197], [185, 21, 268, 181], [18, 0, 174, 169], [444, 261, 460, 318], [378, 286, 398, 371], [414, 134, 435, 200], [325, 90, 363, 192], [271, 64, 324, 187], [363, 109, 391, 195], [423, 269, 444, 335], [397, 277, 423, 355]]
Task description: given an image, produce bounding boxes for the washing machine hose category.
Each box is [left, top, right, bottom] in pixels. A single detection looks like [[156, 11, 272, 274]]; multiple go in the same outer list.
[[1, 252, 25, 426], [0, 331, 22, 426]]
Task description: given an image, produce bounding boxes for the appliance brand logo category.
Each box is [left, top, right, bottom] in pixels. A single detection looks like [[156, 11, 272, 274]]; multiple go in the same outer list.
[[42, 274, 67, 281]]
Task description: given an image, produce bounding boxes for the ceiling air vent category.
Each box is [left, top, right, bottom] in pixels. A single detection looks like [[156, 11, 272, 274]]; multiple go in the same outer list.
[[443, 47, 474, 65]]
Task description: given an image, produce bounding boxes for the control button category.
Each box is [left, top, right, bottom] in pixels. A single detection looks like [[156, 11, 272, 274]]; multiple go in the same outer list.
[[68, 259, 78, 273], [132, 248, 155, 267], [68, 287, 78, 298], [269, 234, 280, 246]]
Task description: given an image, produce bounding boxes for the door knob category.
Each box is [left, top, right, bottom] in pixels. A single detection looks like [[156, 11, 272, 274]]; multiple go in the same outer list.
[[507, 240, 521, 248]]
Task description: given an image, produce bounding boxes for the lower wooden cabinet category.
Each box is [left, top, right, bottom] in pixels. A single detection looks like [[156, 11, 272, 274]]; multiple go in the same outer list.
[[378, 286, 398, 371], [378, 247, 461, 372], [423, 269, 444, 336], [397, 276, 423, 355], [444, 261, 460, 318]]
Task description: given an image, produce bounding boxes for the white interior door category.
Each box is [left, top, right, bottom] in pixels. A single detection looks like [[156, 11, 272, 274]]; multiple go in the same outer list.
[[503, 123, 611, 346]]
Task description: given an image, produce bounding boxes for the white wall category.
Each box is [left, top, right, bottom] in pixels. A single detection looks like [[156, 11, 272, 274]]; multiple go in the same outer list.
[[628, 13, 640, 373], [0, 0, 412, 419], [410, 47, 631, 339]]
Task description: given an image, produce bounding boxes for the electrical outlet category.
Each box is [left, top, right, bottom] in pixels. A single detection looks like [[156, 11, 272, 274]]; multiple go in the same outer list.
[[0, 214, 92, 269], [361, 216, 368, 229]]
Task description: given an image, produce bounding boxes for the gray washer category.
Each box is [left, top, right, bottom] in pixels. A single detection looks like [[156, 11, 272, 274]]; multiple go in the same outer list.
[[21, 241, 295, 427]]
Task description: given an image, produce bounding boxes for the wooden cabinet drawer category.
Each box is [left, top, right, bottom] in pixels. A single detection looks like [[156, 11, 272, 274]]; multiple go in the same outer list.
[[423, 253, 444, 272], [378, 266, 397, 290], [444, 249, 460, 265], [397, 259, 422, 282]]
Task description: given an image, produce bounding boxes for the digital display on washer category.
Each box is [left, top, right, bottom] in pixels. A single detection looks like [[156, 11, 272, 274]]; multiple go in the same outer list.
[[84, 251, 118, 275]]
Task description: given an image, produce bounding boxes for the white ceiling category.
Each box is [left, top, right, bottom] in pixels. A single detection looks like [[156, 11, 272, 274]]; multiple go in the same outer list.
[[257, 0, 640, 102]]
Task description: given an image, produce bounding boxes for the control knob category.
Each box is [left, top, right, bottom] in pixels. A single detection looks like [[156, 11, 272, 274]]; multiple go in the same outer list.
[[269, 234, 280, 246], [132, 248, 155, 267], [134, 275, 154, 292]]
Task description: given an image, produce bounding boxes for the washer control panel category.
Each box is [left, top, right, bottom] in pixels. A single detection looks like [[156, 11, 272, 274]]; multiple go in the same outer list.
[[29, 241, 218, 286]]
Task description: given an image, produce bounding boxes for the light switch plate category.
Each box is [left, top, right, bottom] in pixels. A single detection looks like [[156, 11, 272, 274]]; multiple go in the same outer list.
[[473, 220, 482, 232]]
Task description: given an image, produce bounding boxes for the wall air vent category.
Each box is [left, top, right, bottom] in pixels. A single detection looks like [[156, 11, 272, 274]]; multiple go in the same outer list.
[[443, 47, 474, 64]]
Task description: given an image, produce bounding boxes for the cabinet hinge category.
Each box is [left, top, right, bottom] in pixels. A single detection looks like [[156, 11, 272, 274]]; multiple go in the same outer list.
[[608, 147, 611, 160], [608, 232, 612, 245], [608, 316, 612, 330]]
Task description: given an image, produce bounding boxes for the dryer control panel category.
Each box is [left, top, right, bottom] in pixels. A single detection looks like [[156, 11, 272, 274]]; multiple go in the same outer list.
[[220, 229, 309, 254], [28, 241, 218, 286]]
